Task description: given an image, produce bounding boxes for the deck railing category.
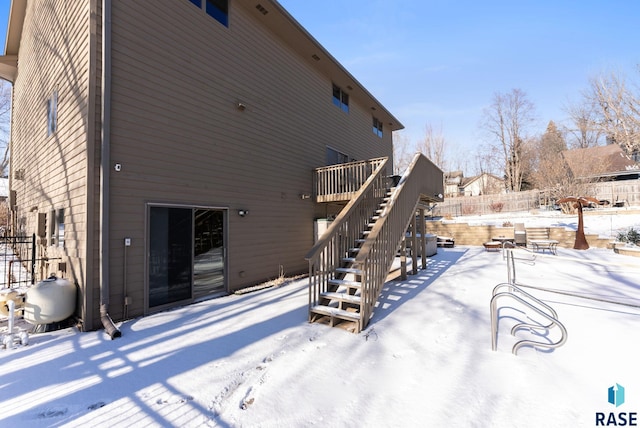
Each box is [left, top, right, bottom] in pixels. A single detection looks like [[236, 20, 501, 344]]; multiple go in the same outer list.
[[306, 158, 389, 318], [354, 153, 442, 331], [314, 157, 387, 203]]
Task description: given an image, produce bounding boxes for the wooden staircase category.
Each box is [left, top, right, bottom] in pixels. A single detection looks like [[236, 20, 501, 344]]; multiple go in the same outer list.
[[306, 154, 443, 333], [308, 191, 393, 329]]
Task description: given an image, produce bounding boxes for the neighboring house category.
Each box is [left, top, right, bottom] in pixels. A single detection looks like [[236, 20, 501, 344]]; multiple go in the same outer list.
[[1, 1, 442, 333], [459, 173, 505, 196], [444, 171, 505, 197], [444, 171, 463, 197], [0, 177, 8, 201], [562, 144, 640, 181]]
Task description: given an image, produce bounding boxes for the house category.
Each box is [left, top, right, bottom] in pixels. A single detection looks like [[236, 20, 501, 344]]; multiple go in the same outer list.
[[444, 171, 504, 197], [444, 171, 464, 197], [1, 1, 443, 334], [562, 144, 640, 181]]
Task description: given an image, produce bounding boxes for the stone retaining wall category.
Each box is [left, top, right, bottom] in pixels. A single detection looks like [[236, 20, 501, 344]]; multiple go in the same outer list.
[[424, 221, 612, 249]]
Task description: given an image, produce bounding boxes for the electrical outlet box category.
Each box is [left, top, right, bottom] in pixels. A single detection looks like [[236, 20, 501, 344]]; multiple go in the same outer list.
[[124, 238, 131, 246]]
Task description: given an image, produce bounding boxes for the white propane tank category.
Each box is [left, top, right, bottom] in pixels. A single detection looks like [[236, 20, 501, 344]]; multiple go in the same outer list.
[[24, 276, 76, 325]]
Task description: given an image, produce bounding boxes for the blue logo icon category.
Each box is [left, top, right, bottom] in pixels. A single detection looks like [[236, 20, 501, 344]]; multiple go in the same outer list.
[[608, 384, 625, 407]]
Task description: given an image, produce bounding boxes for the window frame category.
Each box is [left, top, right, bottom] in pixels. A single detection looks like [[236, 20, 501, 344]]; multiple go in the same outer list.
[[47, 91, 58, 137], [372, 117, 383, 138], [332, 84, 349, 113], [187, 0, 229, 27]]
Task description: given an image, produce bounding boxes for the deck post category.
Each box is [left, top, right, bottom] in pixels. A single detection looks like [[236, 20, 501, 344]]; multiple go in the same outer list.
[[400, 236, 407, 280], [419, 208, 427, 270], [411, 213, 418, 275]]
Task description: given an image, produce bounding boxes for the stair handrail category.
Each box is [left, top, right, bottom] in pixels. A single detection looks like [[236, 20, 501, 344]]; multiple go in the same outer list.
[[352, 153, 443, 332], [490, 285, 568, 355], [314, 157, 387, 203], [306, 157, 390, 319]]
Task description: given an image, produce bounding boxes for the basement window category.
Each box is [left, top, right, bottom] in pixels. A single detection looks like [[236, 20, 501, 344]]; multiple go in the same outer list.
[[372, 117, 383, 138], [332, 84, 349, 113]]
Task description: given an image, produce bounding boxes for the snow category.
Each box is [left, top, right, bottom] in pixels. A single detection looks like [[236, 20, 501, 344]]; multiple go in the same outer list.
[[1, 212, 640, 427], [439, 208, 639, 240]]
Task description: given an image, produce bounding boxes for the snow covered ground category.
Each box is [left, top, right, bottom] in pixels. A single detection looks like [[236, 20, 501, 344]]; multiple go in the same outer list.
[[439, 207, 640, 240], [1, 210, 639, 427]]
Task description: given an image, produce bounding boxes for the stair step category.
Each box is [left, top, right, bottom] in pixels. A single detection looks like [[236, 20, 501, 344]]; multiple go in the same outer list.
[[328, 279, 362, 288], [342, 257, 356, 263], [348, 247, 361, 253], [321, 291, 361, 304], [355, 239, 366, 244], [336, 267, 362, 275], [310, 305, 361, 321]]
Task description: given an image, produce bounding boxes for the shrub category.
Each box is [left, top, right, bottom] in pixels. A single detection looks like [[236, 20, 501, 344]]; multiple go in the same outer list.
[[489, 202, 504, 213], [616, 227, 640, 245], [461, 204, 476, 215]]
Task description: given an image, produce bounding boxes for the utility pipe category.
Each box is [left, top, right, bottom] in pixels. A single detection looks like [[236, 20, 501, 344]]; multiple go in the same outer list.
[[100, 0, 120, 339]]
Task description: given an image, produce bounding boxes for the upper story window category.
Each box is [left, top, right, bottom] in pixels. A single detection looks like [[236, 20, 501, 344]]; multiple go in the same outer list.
[[188, 0, 229, 27], [326, 146, 353, 166], [47, 91, 58, 137], [332, 84, 349, 113], [372, 117, 383, 138]]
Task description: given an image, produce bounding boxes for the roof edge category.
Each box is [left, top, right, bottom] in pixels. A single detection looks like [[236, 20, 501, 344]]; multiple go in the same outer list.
[[1, 0, 27, 82], [4, 0, 27, 56]]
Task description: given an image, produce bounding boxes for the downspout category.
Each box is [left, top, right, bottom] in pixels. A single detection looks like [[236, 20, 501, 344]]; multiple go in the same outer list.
[[100, 0, 121, 339]]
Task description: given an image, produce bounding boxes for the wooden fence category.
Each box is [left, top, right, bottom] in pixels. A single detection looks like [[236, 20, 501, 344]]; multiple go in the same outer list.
[[433, 179, 640, 217]]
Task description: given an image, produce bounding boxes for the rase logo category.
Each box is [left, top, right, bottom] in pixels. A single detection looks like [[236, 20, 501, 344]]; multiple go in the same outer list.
[[596, 383, 637, 426], [610, 384, 626, 407]]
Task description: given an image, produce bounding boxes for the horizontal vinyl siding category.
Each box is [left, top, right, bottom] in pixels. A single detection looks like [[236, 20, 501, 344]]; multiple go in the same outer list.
[[106, 0, 394, 318], [10, 0, 92, 324]]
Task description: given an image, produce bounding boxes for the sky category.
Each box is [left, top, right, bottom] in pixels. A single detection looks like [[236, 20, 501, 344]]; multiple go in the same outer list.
[[1, 210, 639, 427], [278, 0, 640, 166], [1, 2, 639, 169]]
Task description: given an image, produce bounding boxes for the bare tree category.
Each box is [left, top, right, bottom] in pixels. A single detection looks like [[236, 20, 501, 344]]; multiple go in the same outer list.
[[531, 121, 567, 191], [562, 98, 604, 149], [586, 68, 640, 157], [0, 80, 10, 177], [418, 123, 447, 170], [480, 88, 537, 192], [392, 131, 413, 175]]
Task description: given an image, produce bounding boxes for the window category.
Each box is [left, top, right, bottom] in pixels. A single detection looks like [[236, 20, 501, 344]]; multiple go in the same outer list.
[[49, 208, 64, 247], [332, 84, 349, 113], [373, 117, 383, 138], [188, 0, 228, 27], [206, 0, 228, 26], [47, 91, 58, 136], [326, 146, 352, 165]]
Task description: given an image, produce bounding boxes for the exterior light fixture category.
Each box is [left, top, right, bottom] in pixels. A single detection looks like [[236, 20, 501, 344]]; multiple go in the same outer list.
[[238, 209, 249, 217]]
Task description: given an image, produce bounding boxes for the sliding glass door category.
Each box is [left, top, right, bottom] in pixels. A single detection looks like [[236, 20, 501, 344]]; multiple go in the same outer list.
[[193, 209, 225, 299], [148, 206, 226, 309]]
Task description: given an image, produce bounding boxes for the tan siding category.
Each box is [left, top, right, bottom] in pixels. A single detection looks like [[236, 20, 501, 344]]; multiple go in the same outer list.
[[10, 0, 397, 326], [102, 0, 394, 319], [10, 0, 93, 326]]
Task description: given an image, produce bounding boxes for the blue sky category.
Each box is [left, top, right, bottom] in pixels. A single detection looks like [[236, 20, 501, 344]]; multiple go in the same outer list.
[[277, 0, 640, 158], [1, 2, 638, 161], [0, 3, 7, 54]]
